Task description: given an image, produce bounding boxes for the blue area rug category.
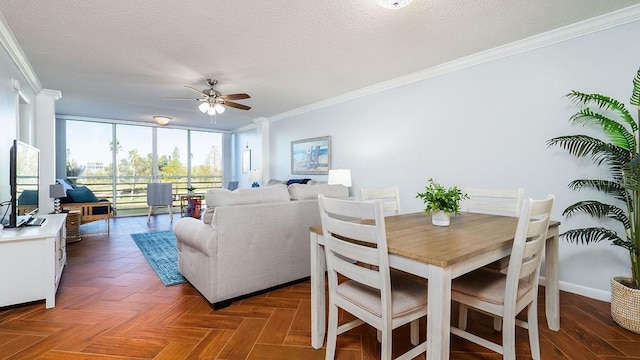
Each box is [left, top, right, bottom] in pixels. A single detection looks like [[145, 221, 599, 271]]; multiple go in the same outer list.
[[130, 231, 187, 286]]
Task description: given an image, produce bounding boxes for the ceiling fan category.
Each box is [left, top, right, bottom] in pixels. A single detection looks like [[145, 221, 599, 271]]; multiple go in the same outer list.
[[163, 79, 251, 116]]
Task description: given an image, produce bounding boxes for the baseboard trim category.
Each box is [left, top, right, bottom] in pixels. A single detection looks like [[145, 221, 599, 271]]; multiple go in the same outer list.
[[539, 276, 611, 302], [212, 276, 311, 310]]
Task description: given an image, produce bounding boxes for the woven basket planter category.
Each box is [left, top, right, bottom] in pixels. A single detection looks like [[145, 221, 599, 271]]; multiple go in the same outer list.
[[611, 277, 640, 334]]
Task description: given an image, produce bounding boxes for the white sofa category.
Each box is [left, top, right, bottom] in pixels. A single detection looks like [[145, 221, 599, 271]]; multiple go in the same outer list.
[[173, 183, 348, 308]]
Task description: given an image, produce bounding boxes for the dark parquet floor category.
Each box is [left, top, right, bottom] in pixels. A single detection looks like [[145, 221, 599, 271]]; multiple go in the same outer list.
[[1, 214, 639, 359]]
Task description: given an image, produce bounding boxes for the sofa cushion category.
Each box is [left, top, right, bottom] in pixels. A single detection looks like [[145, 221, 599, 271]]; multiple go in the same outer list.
[[17, 190, 38, 205], [288, 183, 348, 200], [203, 184, 290, 224], [67, 186, 99, 203], [267, 179, 286, 186]]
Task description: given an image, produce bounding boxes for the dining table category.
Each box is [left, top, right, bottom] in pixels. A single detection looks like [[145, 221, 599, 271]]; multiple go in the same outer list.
[[309, 212, 561, 360]]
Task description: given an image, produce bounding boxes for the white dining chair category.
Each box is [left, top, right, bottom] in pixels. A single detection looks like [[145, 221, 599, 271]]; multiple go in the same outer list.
[[361, 186, 401, 215], [462, 187, 524, 217], [464, 187, 525, 281], [146, 183, 174, 223], [451, 195, 554, 360], [318, 195, 428, 360]]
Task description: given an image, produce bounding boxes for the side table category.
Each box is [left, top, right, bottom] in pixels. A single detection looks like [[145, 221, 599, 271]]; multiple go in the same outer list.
[[65, 210, 82, 243], [180, 195, 203, 218]]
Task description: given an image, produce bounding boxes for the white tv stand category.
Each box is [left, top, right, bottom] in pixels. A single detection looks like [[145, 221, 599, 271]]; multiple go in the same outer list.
[[0, 214, 67, 308]]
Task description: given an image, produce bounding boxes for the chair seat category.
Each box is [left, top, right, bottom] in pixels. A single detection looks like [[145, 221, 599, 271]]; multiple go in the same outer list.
[[483, 256, 511, 273], [337, 273, 427, 317], [452, 268, 533, 305]]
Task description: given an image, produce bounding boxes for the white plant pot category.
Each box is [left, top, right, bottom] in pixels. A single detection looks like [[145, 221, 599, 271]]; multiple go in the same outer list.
[[431, 211, 450, 226]]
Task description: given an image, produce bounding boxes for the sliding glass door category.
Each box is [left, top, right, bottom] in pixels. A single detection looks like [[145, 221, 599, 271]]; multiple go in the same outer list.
[[115, 124, 153, 215], [63, 120, 223, 216]]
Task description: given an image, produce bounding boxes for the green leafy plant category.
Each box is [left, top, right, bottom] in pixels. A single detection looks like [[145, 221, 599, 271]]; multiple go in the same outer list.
[[547, 67, 640, 289], [416, 178, 468, 215]]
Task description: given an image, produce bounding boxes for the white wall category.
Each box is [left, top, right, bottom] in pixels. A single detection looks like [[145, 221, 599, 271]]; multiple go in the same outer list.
[[0, 32, 37, 218], [234, 127, 261, 188], [267, 19, 640, 298]]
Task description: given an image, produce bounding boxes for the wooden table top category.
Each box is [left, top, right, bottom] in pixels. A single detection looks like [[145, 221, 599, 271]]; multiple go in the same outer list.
[[310, 212, 560, 268]]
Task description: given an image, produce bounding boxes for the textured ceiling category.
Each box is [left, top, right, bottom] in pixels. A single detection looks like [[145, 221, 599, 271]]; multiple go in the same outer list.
[[1, 0, 639, 131]]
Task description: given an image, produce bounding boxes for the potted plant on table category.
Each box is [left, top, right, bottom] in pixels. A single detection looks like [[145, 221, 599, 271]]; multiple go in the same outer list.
[[416, 178, 467, 226], [547, 66, 640, 334]]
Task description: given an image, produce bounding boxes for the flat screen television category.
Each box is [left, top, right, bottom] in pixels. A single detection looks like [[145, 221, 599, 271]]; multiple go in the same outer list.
[[7, 140, 40, 228]]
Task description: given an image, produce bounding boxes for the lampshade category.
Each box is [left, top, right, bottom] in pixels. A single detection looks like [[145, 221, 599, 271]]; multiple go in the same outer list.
[[49, 183, 66, 198], [198, 102, 210, 113], [248, 169, 262, 183], [153, 116, 171, 126], [328, 169, 352, 187], [213, 103, 225, 114], [377, 0, 412, 9]]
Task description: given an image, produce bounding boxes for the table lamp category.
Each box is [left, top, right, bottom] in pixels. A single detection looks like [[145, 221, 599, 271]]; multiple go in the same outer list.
[[49, 183, 66, 213], [248, 169, 262, 187]]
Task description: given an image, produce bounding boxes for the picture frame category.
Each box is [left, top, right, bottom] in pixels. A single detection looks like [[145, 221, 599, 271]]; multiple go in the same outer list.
[[242, 149, 251, 174], [291, 136, 331, 175]]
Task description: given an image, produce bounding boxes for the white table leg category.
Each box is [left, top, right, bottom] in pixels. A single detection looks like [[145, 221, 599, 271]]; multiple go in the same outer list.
[[545, 227, 560, 331], [427, 266, 452, 360], [310, 232, 326, 349]]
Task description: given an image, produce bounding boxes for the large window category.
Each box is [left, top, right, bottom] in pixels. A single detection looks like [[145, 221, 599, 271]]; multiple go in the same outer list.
[[116, 124, 153, 214], [63, 120, 223, 215], [190, 130, 223, 191], [65, 121, 113, 200]]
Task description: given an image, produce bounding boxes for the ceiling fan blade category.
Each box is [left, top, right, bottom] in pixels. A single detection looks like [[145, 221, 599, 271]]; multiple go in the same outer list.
[[224, 101, 251, 110], [184, 85, 208, 97], [222, 93, 250, 100]]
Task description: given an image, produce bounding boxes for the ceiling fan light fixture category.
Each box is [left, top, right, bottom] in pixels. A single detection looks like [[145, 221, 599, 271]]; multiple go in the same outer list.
[[206, 106, 217, 116], [213, 103, 225, 114], [377, 0, 412, 9], [198, 102, 210, 113], [153, 116, 171, 126]]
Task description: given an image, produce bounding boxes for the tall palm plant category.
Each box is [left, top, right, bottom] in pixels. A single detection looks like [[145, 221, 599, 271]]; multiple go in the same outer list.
[[547, 67, 640, 289]]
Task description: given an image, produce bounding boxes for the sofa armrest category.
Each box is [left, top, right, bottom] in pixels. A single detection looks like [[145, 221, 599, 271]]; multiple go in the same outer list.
[[173, 217, 217, 256]]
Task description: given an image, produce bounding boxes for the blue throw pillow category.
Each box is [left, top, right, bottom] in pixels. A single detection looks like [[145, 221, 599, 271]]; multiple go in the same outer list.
[[67, 186, 99, 203], [287, 178, 311, 186]]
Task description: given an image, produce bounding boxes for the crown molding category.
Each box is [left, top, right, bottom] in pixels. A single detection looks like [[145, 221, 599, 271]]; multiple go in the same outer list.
[[0, 12, 42, 94], [233, 117, 262, 133], [269, 4, 640, 123], [39, 89, 62, 100]]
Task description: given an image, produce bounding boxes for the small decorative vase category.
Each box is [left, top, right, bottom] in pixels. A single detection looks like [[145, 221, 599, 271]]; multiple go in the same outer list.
[[431, 210, 450, 226], [611, 276, 640, 334]]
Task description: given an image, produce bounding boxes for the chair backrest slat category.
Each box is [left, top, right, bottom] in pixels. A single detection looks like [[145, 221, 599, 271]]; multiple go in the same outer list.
[[328, 234, 381, 266], [361, 186, 400, 215], [331, 251, 382, 289], [505, 195, 554, 305], [463, 187, 524, 217], [325, 217, 378, 245]]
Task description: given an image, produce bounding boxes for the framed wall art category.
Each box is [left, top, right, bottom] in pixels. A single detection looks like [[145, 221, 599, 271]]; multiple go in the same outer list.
[[291, 136, 331, 175], [242, 149, 251, 174]]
